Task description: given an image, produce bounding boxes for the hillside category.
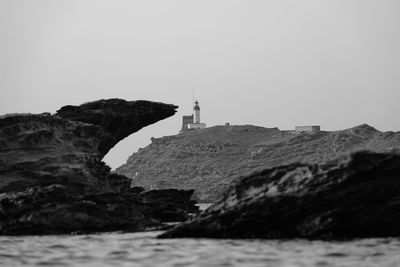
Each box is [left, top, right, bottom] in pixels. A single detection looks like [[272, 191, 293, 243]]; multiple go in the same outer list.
[[115, 124, 400, 202]]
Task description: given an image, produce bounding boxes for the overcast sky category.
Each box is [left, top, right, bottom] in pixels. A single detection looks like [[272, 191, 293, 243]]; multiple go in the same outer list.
[[1, 0, 400, 168]]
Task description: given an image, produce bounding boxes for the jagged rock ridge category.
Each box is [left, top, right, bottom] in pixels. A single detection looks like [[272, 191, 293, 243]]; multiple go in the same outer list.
[[116, 124, 400, 202], [159, 151, 400, 239]]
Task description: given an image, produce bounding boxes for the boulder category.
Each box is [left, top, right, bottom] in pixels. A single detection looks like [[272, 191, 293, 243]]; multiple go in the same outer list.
[[160, 151, 400, 239]]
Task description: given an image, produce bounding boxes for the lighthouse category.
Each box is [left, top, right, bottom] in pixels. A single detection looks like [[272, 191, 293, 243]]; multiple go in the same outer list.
[[180, 100, 207, 132], [194, 100, 201, 123]]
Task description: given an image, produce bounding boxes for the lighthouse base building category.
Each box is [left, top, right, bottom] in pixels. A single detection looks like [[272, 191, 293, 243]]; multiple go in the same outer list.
[[188, 122, 206, 130]]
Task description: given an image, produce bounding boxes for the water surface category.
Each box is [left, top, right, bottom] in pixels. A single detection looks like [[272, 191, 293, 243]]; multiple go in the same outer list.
[[1, 231, 399, 267]]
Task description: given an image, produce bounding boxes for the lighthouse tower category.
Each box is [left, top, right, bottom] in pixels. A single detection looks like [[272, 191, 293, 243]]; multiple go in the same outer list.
[[194, 100, 201, 123]]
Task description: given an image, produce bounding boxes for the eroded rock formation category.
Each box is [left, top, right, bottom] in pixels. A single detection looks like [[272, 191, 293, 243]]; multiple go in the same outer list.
[[0, 99, 177, 194], [160, 151, 400, 239], [0, 99, 199, 235], [56, 99, 177, 158]]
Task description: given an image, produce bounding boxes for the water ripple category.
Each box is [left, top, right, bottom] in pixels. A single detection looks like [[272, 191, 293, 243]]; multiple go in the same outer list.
[[0, 232, 400, 267]]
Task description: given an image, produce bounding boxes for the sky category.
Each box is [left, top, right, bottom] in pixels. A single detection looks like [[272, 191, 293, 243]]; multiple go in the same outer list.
[[1, 0, 400, 168]]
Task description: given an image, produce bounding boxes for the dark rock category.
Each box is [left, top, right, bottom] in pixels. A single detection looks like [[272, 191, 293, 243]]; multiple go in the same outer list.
[[0, 99, 197, 235], [56, 99, 178, 157], [140, 189, 200, 222], [159, 151, 400, 239], [130, 186, 146, 194], [0, 99, 177, 195], [0, 185, 199, 235], [0, 185, 156, 235]]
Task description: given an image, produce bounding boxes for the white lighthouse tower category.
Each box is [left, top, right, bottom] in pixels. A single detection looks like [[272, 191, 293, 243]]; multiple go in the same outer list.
[[194, 100, 201, 123], [187, 100, 206, 130]]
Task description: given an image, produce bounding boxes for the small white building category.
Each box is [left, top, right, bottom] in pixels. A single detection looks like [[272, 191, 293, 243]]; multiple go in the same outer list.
[[295, 126, 321, 133]]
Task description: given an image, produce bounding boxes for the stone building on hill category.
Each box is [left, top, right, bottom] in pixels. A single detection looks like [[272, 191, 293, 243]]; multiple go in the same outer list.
[[181, 115, 194, 133]]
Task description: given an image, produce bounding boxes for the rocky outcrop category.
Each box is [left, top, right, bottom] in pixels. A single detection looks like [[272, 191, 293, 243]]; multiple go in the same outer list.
[[0, 99, 199, 235], [116, 124, 400, 202], [160, 151, 400, 239], [0, 183, 199, 235], [140, 189, 199, 222], [0, 99, 177, 194], [56, 99, 177, 158], [0, 184, 152, 235]]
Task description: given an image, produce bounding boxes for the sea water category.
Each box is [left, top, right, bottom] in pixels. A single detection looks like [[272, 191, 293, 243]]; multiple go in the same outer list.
[[1, 231, 400, 267]]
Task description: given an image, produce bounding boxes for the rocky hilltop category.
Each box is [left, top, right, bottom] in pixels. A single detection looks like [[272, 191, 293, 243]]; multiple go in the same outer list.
[[116, 124, 400, 202], [0, 99, 199, 235], [160, 151, 400, 239]]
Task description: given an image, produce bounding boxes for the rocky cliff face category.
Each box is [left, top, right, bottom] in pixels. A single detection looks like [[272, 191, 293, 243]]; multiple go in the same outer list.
[[0, 99, 177, 194], [160, 151, 400, 239], [0, 99, 201, 235], [116, 124, 400, 202]]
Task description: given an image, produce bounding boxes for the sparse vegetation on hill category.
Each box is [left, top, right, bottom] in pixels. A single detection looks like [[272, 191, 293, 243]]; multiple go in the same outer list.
[[116, 124, 400, 202]]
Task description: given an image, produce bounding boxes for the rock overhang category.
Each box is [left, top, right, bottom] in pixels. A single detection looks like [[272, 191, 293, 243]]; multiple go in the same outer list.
[[0, 99, 178, 193], [56, 99, 178, 157]]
